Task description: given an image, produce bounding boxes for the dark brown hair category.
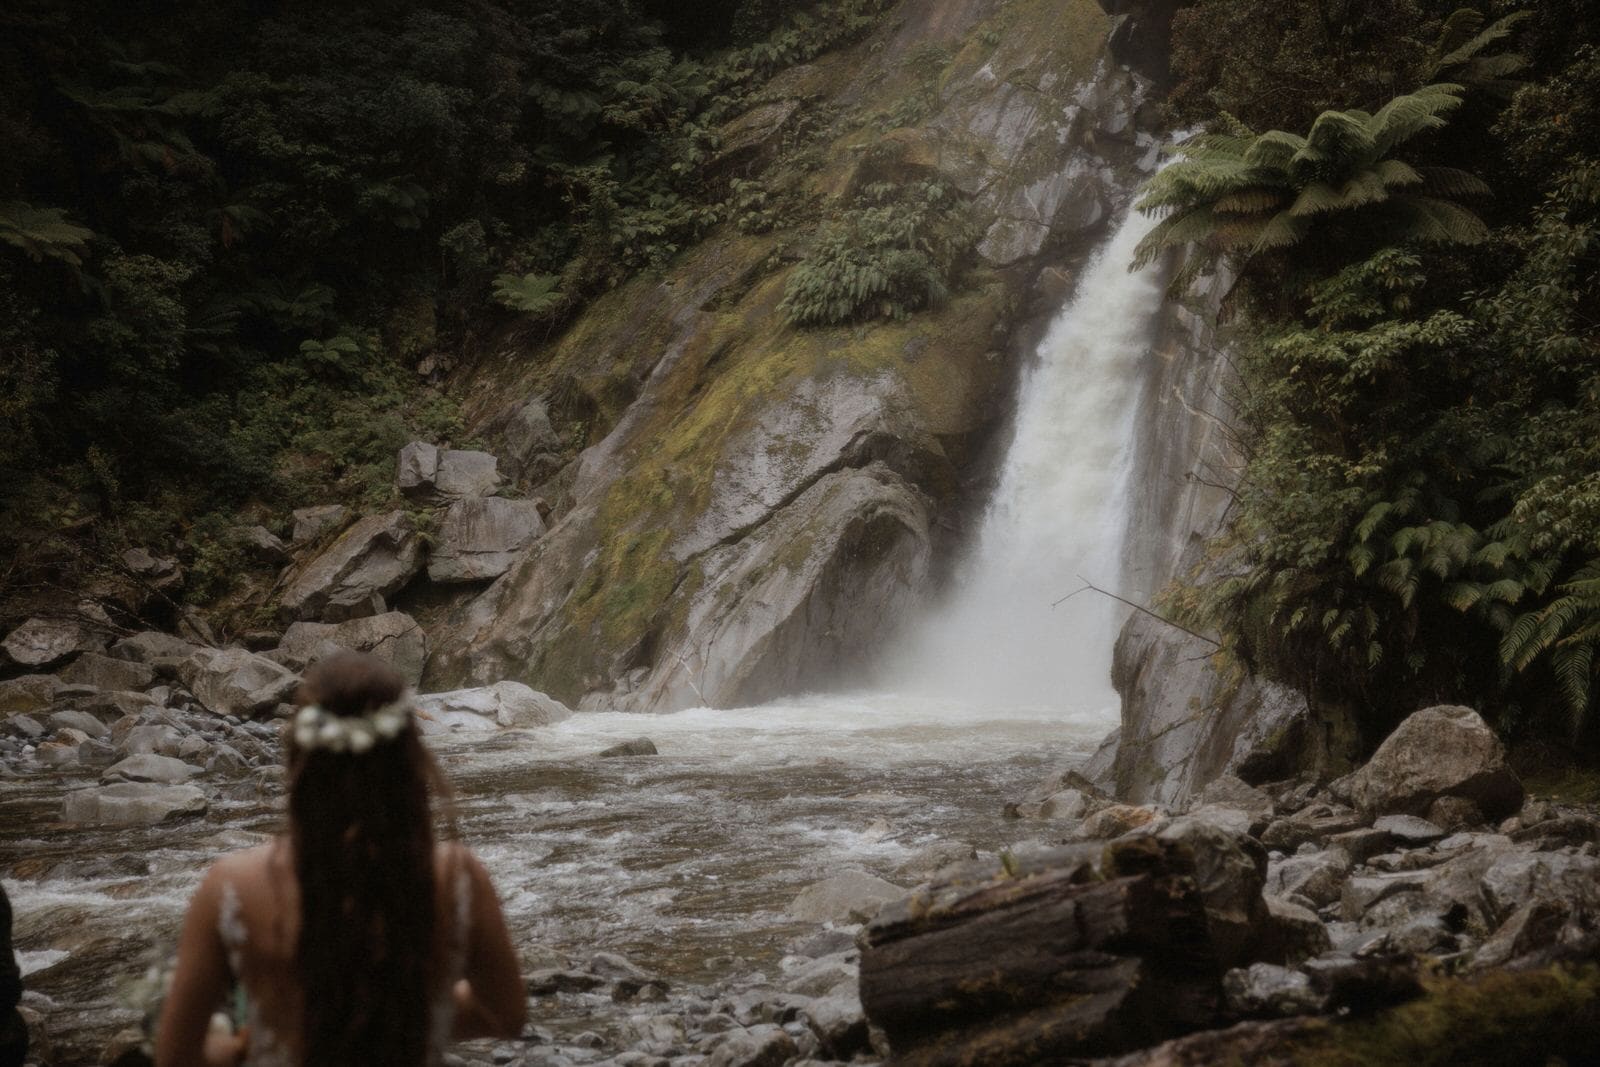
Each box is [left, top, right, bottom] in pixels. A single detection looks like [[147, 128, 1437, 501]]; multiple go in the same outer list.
[[288, 651, 447, 1067]]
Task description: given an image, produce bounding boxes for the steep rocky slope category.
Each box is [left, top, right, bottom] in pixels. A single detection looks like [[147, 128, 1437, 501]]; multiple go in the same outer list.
[[427, 0, 1162, 709]]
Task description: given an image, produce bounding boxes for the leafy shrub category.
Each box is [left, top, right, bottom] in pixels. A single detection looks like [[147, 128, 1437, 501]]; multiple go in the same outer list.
[[780, 180, 978, 327]]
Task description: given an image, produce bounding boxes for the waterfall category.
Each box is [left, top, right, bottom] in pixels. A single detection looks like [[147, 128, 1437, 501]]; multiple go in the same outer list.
[[882, 202, 1168, 714]]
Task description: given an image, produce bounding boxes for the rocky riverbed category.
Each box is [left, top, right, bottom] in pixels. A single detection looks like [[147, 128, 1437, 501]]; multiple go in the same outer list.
[[0, 635, 1117, 1067]]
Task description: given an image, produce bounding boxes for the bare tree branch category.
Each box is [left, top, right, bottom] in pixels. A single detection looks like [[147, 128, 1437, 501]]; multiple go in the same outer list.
[[1052, 575, 1221, 648]]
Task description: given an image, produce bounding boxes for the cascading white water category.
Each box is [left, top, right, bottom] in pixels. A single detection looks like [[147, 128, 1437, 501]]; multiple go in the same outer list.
[[881, 202, 1169, 714]]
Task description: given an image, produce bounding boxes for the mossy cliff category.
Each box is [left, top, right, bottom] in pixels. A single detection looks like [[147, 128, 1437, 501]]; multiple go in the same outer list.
[[426, 0, 1161, 707]]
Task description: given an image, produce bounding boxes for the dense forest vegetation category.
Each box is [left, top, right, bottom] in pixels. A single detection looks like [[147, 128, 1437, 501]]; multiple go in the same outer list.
[[0, 0, 886, 614], [1145, 0, 1600, 752]]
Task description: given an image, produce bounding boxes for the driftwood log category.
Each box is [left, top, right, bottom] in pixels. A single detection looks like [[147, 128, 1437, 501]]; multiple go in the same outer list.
[[859, 840, 1223, 1066]]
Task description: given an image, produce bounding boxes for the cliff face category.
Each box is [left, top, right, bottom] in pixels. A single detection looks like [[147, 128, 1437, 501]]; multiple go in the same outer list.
[[427, 0, 1160, 709]]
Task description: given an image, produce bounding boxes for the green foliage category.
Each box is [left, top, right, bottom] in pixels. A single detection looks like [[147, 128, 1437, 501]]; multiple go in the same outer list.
[[492, 273, 564, 316], [0, 201, 94, 267], [781, 180, 978, 327], [1133, 85, 1490, 282]]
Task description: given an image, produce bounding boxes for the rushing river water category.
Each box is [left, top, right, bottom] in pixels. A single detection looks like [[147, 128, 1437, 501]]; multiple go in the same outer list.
[[1, 694, 1112, 1059]]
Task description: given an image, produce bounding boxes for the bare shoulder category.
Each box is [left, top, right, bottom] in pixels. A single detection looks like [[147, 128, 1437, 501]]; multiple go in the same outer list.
[[434, 840, 490, 884]]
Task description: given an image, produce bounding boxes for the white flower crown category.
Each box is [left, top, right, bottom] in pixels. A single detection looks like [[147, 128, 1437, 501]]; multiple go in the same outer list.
[[292, 693, 413, 755]]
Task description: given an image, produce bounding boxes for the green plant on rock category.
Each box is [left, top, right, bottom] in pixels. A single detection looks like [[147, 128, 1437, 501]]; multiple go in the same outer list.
[[492, 272, 563, 317], [781, 180, 979, 327], [1133, 84, 1491, 280]]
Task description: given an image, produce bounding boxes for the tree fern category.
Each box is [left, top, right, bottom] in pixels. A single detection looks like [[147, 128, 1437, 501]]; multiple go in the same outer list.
[[0, 202, 94, 267], [492, 273, 563, 317]]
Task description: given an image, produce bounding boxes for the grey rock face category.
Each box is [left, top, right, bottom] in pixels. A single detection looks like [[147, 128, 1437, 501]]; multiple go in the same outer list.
[[428, 497, 547, 583], [1347, 705, 1524, 822], [2, 616, 107, 669], [62, 782, 208, 825], [397, 441, 501, 500], [290, 504, 349, 543], [48, 710, 109, 738], [1223, 963, 1326, 1018], [236, 525, 289, 564], [786, 871, 905, 924], [413, 681, 571, 733], [273, 612, 427, 686], [278, 510, 422, 623], [503, 398, 562, 475], [177, 647, 300, 719]]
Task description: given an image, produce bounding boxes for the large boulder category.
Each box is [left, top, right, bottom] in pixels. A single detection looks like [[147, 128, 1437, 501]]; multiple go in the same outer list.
[[427, 497, 547, 583], [2, 615, 108, 669], [58, 653, 156, 693], [108, 631, 203, 675], [62, 782, 207, 825], [177, 647, 300, 719], [277, 510, 423, 623], [272, 612, 428, 686], [290, 504, 349, 543], [396, 441, 501, 500], [1146, 812, 1271, 968], [0, 674, 64, 717], [413, 681, 571, 733], [787, 870, 906, 924], [1346, 705, 1524, 822], [102, 753, 201, 784], [501, 398, 563, 483]]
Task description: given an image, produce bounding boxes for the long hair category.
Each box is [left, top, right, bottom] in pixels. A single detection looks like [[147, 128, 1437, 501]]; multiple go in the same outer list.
[[287, 651, 448, 1067]]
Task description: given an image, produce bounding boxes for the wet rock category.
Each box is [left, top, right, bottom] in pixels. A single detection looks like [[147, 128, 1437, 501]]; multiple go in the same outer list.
[[1149, 813, 1270, 968], [622, 1014, 686, 1055], [781, 954, 858, 998], [273, 612, 427, 686], [103, 753, 201, 784], [7, 713, 44, 739], [49, 709, 110, 739], [120, 724, 184, 758], [178, 648, 300, 719], [1078, 803, 1163, 839], [704, 1024, 796, 1067], [59, 652, 157, 693], [1510, 814, 1600, 850], [83, 690, 156, 721], [799, 992, 869, 1058], [787, 871, 905, 924], [397, 441, 501, 500], [107, 632, 201, 675], [415, 681, 571, 732], [1260, 804, 1366, 852], [1260, 895, 1332, 963], [63, 782, 208, 825], [206, 745, 250, 777], [1326, 827, 1394, 865], [1223, 963, 1326, 1018], [429, 497, 547, 583], [502, 398, 563, 479], [1372, 814, 1446, 845], [1480, 851, 1600, 928], [291, 504, 349, 543], [3, 616, 107, 669], [526, 969, 605, 995], [896, 841, 977, 882], [598, 738, 658, 758], [1347, 705, 1523, 822], [1426, 794, 1486, 832], [278, 510, 423, 623], [1302, 953, 1423, 1012], [1192, 775, 1274, 820], [1266, 850, 1348, 909], [0, 674, 65, 716], [1037, 788, 1095, 821]]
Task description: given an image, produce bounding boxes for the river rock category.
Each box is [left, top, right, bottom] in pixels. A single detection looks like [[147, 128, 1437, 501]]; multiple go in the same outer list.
[[278, 510, 423, 623], [1148, 813, 1270, 968], [121, 724, 185, 757], [0, 674, 64, 717], [598, 737, 658, 758], [800, 991, 870, 1058], [787, 871, 905, 924], [235, 524, 289, 564], [107, 631, 202, 674], [177, 647, 300, 719], [1347, 705, 1523, 822], [1260, 895, 1332, 963], [102, 753, 200, 784], [291, 504, 349, 542], [1078, 803, 1163, 840], [1223, 963, 1326, 1018], [705, 1024, 797, 1067], [273, 612, 427, 685], [6, 714, 44, 739], [2, 616, 106, 669], [1265, 850, 1348, 909], [427, 496, 547, 583], [413, 681, 571, 732], [397, 441, 501, 499], [57, 652, 156, 693], [1372, 814, 1446, 845], [48, 710, 109, 739], [63, 782, 208, 825]]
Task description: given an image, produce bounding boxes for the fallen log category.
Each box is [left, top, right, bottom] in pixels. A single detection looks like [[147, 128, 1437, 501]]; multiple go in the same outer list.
[[859, 841, 1222, 1066]]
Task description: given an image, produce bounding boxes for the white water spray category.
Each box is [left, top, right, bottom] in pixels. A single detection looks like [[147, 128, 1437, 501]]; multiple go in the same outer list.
[[882, 203, 1168, 714]]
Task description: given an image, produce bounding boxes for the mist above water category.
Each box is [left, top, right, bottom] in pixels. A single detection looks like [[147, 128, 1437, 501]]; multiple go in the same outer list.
[[879, 204, 1168, 715]]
